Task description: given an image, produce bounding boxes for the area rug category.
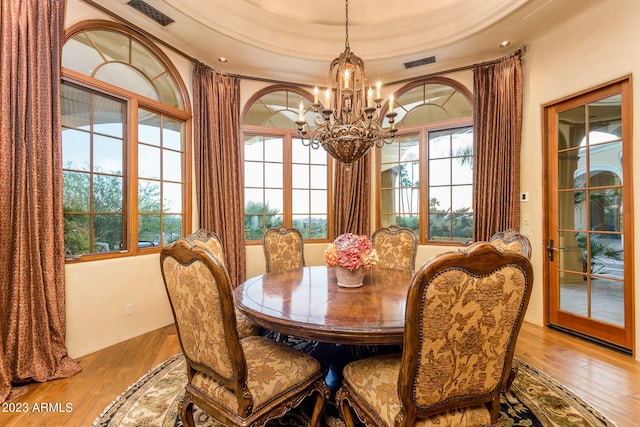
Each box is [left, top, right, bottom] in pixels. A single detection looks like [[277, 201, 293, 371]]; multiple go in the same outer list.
[[93, 353, 617, 427]]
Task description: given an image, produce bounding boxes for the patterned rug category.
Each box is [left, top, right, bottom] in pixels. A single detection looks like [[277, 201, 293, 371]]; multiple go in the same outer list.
[[93, 353, 617, 427]]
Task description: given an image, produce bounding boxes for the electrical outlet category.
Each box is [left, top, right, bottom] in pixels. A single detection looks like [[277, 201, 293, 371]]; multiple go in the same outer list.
[[126, 303, 134, 316]]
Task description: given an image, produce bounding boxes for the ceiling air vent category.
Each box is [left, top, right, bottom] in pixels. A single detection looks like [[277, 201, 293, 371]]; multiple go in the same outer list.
[[404, 56, 436, 69], [127, 0, 175, 26]]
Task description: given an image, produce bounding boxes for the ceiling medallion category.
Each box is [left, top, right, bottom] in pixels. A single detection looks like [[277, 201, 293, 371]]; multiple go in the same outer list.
[[295, 0, 397, 170]]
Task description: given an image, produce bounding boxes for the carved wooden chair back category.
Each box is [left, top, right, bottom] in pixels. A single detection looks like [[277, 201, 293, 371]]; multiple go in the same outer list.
[[160, 239, 328, 427], [371, 225, 418, 272], [263, 226, 305, 273], [184, 229, 261, 338], [185, 228, 225, 261], [336, 242, 533, 426], [489, 228, 532, 260]]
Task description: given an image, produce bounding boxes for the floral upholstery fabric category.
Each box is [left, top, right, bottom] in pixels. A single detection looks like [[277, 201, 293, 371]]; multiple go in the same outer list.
[[264, 228, 305, 273], [338, 251, 528, 427], [372, 227, 417, 271], [162, 256, 234, 379], [342, 354, 491, 426], [186, 229, 262, 338], [191, 336, 321, 412], [414, 266, 526, 406], [235, 311, 261, 338]]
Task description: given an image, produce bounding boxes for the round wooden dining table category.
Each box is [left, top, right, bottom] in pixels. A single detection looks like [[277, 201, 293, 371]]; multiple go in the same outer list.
[[234, 266, 414, 345]]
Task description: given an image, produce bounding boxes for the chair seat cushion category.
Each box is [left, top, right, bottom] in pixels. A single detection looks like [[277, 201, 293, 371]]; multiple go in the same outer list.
[[342, 354, 492, 427], [191, 336, 321, 412]]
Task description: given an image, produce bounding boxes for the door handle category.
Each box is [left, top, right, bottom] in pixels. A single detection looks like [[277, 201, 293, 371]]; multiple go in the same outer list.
[[547, 240, 558, 261]]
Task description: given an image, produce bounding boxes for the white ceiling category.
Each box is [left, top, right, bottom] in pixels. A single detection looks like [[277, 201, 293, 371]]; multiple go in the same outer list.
[[88, 0, 585, 85]]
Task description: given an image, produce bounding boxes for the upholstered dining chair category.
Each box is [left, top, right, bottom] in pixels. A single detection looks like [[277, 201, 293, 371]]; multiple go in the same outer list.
[[263, 226, 305, 273], [160, 239, 329, 427], [336, 242, 533, 427], [184, 228, 261, 339], [489, 228, 532, 260], [371, 225, 418, 272]]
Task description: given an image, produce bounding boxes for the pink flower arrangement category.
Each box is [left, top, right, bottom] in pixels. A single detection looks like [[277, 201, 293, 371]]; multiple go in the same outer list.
[[324, 233, 378, 271]]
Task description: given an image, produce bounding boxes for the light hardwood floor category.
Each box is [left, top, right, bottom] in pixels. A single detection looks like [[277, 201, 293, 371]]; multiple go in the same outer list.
[[2, 321, 640, 427]]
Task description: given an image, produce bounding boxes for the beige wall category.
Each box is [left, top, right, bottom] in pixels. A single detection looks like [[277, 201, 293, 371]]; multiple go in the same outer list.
[[63, 0, 640, 360]]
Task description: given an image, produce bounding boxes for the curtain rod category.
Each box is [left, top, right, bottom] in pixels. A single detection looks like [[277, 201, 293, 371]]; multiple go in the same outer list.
[[80, 0, 526, 88]]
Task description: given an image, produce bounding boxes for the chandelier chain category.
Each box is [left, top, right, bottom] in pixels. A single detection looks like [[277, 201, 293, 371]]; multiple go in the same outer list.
[[344, 0, 349, 51]]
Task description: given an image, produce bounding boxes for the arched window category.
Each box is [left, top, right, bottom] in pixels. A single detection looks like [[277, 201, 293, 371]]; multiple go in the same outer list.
[[242, 86, 331, 242], [378, 78, 473, 244], [61, 21, 191, 260]]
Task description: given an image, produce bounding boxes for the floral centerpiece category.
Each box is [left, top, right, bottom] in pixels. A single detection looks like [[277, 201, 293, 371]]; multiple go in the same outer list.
[[325, 233, 378, 287]]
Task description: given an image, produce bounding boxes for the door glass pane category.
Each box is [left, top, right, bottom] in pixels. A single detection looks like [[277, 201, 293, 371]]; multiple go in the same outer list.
[[558, 231, 584, 274], [589, 233, 623, 277], [559, 271, 588, 316], [590, 188, 622, 232], [591, 277, 624, 326], [557, 106, 585, 150], [588, 94, 621, 140], [558, 191, 586, 230], [588, 141, 622, 186], [558, 149, 583, 190]]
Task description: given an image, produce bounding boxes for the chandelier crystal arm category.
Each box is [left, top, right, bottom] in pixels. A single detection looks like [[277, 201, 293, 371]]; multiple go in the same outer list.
[[295, 0, 397, 170]]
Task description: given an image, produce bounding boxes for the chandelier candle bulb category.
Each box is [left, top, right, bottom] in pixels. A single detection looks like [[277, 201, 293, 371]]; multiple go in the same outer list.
[[298, 100, 304, 121], [389, 93, 394, 111], [367, 87, 373, 108], [313, 86, 319, 104], [376, 80, 381, 98]]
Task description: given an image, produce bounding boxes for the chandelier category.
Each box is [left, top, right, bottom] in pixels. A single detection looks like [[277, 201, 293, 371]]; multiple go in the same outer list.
[[295, 0, 397, 170]]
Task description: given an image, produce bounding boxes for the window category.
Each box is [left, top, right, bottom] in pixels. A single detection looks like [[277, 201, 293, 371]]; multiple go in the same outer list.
[[61, 22, 191, 259], [378, 79, 473, 244], [242, 87, 331, 242]]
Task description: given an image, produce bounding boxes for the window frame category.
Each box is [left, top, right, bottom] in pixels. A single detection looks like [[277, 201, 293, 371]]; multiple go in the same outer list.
[[241, 85, 333, 244], [375, 78, 473, 246], [62, 21, 192, 261]]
